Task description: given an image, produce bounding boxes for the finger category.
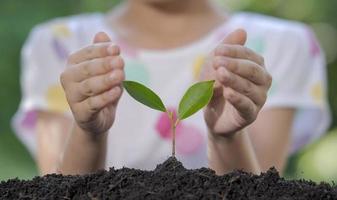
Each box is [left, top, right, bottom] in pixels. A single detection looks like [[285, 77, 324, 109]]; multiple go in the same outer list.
[[93, 32, 111, 43], [67, 43, 120, 64], [221, 29, 247, 45], [214, 44, 264, 66], [76, 86, 123, 115], [216, 67, 266, 106], [76, 69, 125, 101], [223, 87, 257, 122], [213, 56, 267, 85], [70, 56, 124, 82]]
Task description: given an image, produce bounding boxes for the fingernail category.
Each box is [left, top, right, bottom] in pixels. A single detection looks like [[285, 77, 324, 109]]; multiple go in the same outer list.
[[107, 45, 119, 55]]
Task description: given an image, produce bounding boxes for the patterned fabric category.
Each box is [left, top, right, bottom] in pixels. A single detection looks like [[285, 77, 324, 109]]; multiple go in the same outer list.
[[12, 12, 330, 170]]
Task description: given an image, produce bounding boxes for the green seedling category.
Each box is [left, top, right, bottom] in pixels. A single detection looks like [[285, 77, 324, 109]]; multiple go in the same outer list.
[[123, 80, 215, 157]]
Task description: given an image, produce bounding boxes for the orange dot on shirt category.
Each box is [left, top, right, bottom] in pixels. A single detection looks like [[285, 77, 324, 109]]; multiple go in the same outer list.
[[310, 82, 323, 103], [192, 55, 206, 80], [51, 24, 72, 38], [46, 85, 69, 113]]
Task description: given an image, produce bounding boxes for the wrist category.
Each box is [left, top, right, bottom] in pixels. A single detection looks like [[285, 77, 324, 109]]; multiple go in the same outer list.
[[207, 128, 261, 174], [73, 123, 108, 142], [208, 128, 245, 142]]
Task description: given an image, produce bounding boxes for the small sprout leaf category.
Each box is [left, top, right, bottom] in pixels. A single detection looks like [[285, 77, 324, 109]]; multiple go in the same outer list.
[[178, 80, 215, 120], [123, 80, 167, 112]]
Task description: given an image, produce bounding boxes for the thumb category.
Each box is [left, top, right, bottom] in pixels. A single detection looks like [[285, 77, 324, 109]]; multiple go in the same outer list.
[[221, 28, 247, 45], [93, 32, 111, 43]]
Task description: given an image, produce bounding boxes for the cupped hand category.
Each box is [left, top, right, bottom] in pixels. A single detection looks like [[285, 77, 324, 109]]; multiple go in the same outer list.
[[204, 29, 272, 137], [60, 32, 125, 135]]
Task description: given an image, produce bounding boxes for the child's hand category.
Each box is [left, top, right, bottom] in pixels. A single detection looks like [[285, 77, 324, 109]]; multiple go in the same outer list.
[[204, 29, 272, 137], [60, 32, 125, 135]]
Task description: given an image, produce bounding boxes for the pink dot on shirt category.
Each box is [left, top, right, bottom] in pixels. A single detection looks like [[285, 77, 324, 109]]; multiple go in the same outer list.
[[155, 107, 180, 139], [176, 124, 203, 155], [21, 110, 37, 130], [306, 29, 320, 57]]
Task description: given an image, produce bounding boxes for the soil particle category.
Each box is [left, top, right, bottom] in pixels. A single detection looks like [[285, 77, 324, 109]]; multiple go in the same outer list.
[[0, 156, 336, 200]]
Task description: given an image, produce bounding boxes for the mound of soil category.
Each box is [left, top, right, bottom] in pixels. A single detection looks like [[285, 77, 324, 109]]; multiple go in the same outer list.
[[0, 157, 336, 199]]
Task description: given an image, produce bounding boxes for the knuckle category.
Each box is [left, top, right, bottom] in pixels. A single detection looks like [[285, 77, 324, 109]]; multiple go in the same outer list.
[[255, 89, 267, 108], [234, 94, 242, 105], [103, 57, 112, 71], [114, 70, 125, 82], [82, 80, 94, 96], [232, 46, 240, 58], [110, 87, 122, 99], [249, 109, 258, 122], [227, 58, 238, 72], [118, 56, 125, 69], [258, 55, 265, 65], [227, 89, 237, 101], [99, 44, 108, 56], [103, 74, 112, 87], [265, 72, 273, 86], [215, 45, 227, 56], [120, 71, 126, 81], [249, 65, 259, 80], [112, 56, 125, 69], [81, 62, 91, 77], [87, 97, 98, 113], [242, 81, 253, 96], [84, 45, 94, 56], [101, 91, 109, 103], [243, 47, 252, 57], [255, 54, 264, 65], [109, 44, 121, 55], [213, 56, 224, 68], [217, 68, 229, 84]]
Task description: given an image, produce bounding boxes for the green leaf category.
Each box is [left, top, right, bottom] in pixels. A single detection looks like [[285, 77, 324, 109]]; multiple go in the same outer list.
[[178, 80, 215, 120], [123, 81, 166, 112]]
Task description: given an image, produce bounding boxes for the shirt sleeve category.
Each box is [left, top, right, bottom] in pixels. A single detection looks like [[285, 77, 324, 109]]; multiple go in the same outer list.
[[12, 22, 73, 155], [263, 24, 331, 153]]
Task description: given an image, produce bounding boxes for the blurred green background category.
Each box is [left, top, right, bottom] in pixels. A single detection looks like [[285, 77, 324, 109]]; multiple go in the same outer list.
[[0, 0, 336, 182]]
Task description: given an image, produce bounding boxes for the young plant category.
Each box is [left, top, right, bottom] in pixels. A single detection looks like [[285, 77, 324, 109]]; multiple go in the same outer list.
[[122, 80, 215, 157]]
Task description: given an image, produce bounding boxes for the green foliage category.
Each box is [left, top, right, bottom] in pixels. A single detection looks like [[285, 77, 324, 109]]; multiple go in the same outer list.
[[123, 80, 215, 121], [123, 81, 166, 112], [178, 81, 215, 120], [123, 80, 215, 157]]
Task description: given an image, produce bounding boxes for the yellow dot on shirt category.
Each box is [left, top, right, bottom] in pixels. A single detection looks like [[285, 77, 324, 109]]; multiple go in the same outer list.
[[51, 24, 72, 38], [192, 55, 206, 80], [46, 85, 69, 113], [310, 82, 323, 103]]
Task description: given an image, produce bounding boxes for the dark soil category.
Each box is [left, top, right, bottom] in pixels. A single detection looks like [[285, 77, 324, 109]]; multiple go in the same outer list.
[[1, 157, 336, 200]]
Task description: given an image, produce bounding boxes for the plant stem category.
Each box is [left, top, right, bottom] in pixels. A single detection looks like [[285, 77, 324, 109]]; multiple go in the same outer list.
[[172, 122, 176, 157], [172, 119, 180, 157], [167, 111, 180, 157]]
